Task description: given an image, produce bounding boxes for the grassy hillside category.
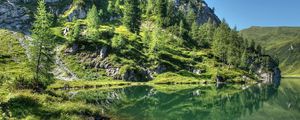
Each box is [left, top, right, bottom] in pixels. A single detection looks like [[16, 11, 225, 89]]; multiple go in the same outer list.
[[0, 30, 33, 85], [240, 27, 300, 77]]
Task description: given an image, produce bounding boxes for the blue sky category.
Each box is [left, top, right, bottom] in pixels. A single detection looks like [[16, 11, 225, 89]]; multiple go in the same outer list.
[[205, 0, 300, 30]]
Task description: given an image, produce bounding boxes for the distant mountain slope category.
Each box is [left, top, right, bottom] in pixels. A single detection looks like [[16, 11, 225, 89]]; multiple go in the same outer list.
[[240, 27, 300, 77]]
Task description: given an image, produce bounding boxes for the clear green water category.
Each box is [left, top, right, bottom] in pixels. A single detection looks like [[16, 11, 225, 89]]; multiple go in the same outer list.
[[71, 78, 300, 120]]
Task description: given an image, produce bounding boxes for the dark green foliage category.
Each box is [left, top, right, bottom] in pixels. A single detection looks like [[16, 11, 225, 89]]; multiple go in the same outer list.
[[146, 0, 155, 16], [67, 19, 81, 43], [186, 9, 197, 26], [179, 20, 187, 38], [123, 0, 141, 34], [111, 35, 126, 49], [239, 50, 249, 69], [156, 0, 168, 27], [198, 20, 216, 48], [212, 20, 231, 62], [190, 21, 199, 43], [165, 0, 178, 26]]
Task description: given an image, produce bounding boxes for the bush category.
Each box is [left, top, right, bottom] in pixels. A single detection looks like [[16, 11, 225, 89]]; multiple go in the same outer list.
[[111, 35, 126, 49], [4, 75, 54, 91]]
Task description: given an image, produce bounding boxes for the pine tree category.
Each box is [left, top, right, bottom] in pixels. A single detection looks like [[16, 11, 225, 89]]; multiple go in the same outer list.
[[68, 19, 80, 43], [30, 0, 54, 90], [156, 0, 167, 27], [146, 0, 155, 16], [249, 40, 256, 52], [123, 0, 141, 34], [86, 4, 100, 41], [186, 8, 197, 26], [256, 44, 262, 55], [227, 28, 242, 66], [165, 0, 177, 26], [198, 20, 215, 48], [87, 5, 100, 29], [114, 0, 122, 15], [142, 30, 151, 47], [212, 20, 231, 62], [179, 20, 186, 38], [190, 21, 199, 43], [107, 1, 115, 15], [240, 49, 249, 69]]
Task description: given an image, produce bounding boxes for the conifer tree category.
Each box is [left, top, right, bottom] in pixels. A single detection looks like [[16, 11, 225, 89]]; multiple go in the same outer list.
[[227, 28, 242, 66], [198, 20, 215, 48], [179, 20, 186, 38], [190, 21, 199, 43], [240, 49, 249, 69], [142, 30, 151, 47], [146, 0, 155, 16], [107, 1, 115, 15], [256, 44, 262, 55], [249, 40, 256, 52], [30, 0, 54, 90], [186, 9, 197, 26], [212, 20, 231, 62], [123, 0, 141, 34], [87, 5, 100, 29], [68, 19, 80, 43], [114, 0, 122, 15], [156, 0, 168, 27], [86, 4, 100, 41]]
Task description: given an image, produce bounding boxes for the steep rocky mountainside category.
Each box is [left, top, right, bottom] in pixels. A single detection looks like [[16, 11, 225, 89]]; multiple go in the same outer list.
[[241, 27, 300, 77], [0, 0, 280, 84], [0, 0, 220, 33]]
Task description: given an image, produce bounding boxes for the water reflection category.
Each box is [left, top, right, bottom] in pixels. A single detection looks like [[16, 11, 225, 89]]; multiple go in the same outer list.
[[69, 78, 300, 120]]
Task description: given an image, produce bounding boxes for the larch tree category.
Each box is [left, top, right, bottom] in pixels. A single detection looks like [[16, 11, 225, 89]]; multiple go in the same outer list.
[[186, 9, 197, 26], [30, 0, 54, 90], [179, 20, 186, 38], [198, 20, 215, 48], [190, 21, 199, 39], [123, 0, 141, 34], [86, 4, 100, 41], [212, 20, 231, 62], [156, 0, 168, 27], [68, 18, 80, 43], [240, 49, 249, 69]]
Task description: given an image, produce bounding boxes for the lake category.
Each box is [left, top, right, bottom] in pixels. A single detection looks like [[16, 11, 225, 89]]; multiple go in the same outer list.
[[68, 78, 300, 120]]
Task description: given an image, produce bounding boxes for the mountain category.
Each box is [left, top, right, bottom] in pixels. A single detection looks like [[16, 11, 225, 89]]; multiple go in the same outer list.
[[0, 0, 283, 119], [0, 0, 220, 33], [240, 26, 300, 77], [0, 0, 280, 83]]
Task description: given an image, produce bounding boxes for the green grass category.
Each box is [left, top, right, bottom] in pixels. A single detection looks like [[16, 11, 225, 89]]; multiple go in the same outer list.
[[150, 72, 207, 84], [47, 79, 136, 90], [0, 90, 105, 119], [241, 26, 300, 77], [0, 29, 33, 83]]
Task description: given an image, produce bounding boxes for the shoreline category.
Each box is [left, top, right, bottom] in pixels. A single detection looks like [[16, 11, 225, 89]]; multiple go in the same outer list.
[[282, 76, 300, 79]]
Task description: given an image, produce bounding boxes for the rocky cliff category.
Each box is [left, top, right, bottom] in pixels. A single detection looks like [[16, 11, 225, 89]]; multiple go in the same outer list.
[[0, 0, 220, 33]]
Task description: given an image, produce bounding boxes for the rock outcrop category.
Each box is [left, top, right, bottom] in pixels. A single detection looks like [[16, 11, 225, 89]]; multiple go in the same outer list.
[[175, 0, 220, 25], [257, 67, 281, 86], [254, 55, 281, 85], [0, 2, 31, 33]]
